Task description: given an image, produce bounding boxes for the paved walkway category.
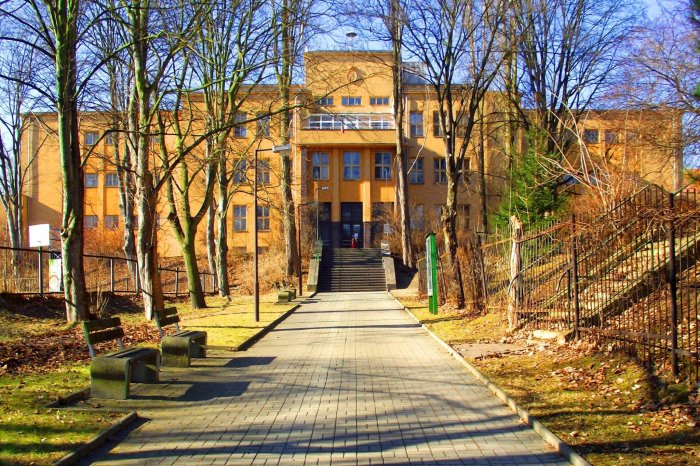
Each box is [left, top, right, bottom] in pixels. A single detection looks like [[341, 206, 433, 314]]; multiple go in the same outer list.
[[85, 292, 570, 465]]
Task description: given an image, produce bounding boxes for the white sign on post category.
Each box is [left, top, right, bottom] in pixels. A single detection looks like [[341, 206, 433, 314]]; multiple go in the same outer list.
[[29, 224, 51, 248], [426, 237, 433, 297]]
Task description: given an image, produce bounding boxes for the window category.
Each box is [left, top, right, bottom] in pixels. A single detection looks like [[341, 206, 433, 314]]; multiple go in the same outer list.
[[85, 173, 98, 187], [434, 158, 447, 184], [409, 158, 424, 184], [105, 172, 119, 187], [457, 205, 470, 230], [257, 159, 270, 185], [583, 129, 599, 143], [605, 130, 619, 144], [104, 215, 119, 229], [233, 159, 247, 183], [256, 205, 270, 231], [312, 152, 329, 180], [626, 131, 639, 143], [257, 114, 271, 138], [460, 158, 471, 183], [343, 151, 361, 180], [85, 131, 98, 146], [316, 96, 334, 106], [410, 112, 424, 137], [234, 112, 247, 137], [105, 133, 115, 145], [233, 205, 247, 231], [370, 97, 389, 106], [410, 204, 425, 230], [431, 205, 443, 229], [433, 111, 442, 137], [85, 215, 98, 229], [374, 152, 392, 180], [341, 96, 362, 106]]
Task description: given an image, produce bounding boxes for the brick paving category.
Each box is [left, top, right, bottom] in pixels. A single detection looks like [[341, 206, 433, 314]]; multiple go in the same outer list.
[[86, 292, 571, 465]]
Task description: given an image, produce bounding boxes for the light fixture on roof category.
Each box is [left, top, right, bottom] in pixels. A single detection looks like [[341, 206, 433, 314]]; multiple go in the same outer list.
[[346, 31, 357, 50]]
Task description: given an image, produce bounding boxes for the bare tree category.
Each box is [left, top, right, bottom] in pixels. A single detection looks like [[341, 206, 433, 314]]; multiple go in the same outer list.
[[194, 0, 271, 298], [403, 0, 507, 309], [509, 0, 638, 162], [112, 0, 208, 318], [0, 42, 40, 260], [347, 0, 415, 267], [0, 0, 100, 321], [270, 0, 327, 278], [613, 2, 696, 188]]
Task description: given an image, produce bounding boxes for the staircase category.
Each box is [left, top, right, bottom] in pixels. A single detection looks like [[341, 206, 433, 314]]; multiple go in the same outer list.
[[318, 248, 387, 292]]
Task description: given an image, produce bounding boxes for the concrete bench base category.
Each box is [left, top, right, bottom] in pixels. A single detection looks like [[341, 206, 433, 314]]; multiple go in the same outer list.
[[161, 330, 207, 367], [90, 347, 160, 399]]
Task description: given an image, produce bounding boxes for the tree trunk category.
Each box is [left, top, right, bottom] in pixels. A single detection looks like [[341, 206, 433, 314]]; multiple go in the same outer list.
[[442, 173, 465, 309], [55, 9, 88, 322], [136, 171, 164, 319], [180, 227, 206, 308], [390, 0, 415, 268], [216, 179, 230, 296], [206, 200, 217, 288], [277, 0, 298, 278]]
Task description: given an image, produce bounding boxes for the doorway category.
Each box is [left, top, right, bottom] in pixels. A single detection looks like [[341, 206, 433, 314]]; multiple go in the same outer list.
[[340, 202, 363, 248]]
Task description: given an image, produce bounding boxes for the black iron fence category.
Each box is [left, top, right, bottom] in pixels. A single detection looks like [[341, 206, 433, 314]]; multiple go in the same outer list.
[[0, 245, 218, 297], [482, 185, 700, 382]]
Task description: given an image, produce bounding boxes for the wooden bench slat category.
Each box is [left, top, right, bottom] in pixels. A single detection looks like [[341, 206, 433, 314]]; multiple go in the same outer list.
[[159, 315, 180, 327], [83, 317, 121, 332], [88, 327, 125, 345]]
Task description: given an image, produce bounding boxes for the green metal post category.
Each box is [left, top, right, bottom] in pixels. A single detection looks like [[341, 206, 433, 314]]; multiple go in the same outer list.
[[426, 233, 439, 314]]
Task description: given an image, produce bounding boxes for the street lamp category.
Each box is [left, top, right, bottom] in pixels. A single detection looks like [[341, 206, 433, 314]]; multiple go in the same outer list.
[[254, 144, 290, 322], [315, 183, 330, 241]]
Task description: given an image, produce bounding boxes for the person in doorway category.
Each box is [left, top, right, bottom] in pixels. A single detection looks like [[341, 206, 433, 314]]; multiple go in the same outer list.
[[351, 233, 358, 248]]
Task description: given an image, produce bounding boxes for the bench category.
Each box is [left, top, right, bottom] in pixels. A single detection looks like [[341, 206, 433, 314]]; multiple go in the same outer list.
[[82, 317, 160, 400], [274, 281, 296, 303], [154, 307, 207, 368]]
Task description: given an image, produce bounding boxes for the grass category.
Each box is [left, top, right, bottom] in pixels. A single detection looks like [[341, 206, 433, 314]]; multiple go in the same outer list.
[[402, 298, 507, 344], [398, 296, 700, 466], [0, 363, 122, 466], [0, 292, 296, 465]]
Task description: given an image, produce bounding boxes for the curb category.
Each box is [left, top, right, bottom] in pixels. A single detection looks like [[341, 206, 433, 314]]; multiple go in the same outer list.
[[391, 295, 591, 466], [52, 296, 311, 464], [234, 295, 311, 351], [53, 412, 138, 466]]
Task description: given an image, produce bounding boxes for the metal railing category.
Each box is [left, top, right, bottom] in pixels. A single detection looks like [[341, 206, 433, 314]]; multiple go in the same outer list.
[[481, 186, 700, 382], [304, 113, 395, 130], [0, 245, 218, 297]]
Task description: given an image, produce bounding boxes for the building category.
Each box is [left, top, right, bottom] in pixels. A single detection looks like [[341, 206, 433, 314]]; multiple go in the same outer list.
[[19, 51, 680, 257]]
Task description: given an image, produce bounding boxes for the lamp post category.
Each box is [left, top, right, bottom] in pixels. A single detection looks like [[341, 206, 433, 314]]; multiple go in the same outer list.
[[315, 183, 330, 241], [254, 144, 290, 322]]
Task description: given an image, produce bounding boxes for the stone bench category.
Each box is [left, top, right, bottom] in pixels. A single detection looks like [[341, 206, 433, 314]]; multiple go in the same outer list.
[[82, 317, 160, 400], [154, 307, 207, 368]]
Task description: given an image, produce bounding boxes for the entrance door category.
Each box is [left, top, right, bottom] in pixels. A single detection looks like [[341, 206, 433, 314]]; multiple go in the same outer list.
[[340, 202, 363, 248]]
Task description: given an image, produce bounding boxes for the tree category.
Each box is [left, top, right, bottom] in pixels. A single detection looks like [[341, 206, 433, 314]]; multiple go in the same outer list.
[[0, 42, 40, 262], [194, 0, 271, 298], [507, 0, 638, 170], [113, 0, 208, 318], [614, 2, 697, 187], [403, 0, 507, 309], [350, 0, 415, 268], [0, 0, 97, 321], [270, 0, 325, 278]]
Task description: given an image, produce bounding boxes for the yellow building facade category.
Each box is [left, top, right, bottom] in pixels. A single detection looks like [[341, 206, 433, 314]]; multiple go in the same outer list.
[[19, 51, 681, 257]]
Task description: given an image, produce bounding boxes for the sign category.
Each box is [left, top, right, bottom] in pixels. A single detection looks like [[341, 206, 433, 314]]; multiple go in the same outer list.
[[426, 236, 433, 296], [48, 258, 62, 292], [29, 224, 51, 248], [425, 232, 439, 314]]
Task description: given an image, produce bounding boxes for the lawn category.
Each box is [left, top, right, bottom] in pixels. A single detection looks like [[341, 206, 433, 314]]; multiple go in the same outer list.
[[0, 292, 296, 465], [398, 296, 700, 466]]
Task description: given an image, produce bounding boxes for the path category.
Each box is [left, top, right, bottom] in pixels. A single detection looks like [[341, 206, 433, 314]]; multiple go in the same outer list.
[[85, 292, 570, 465]]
